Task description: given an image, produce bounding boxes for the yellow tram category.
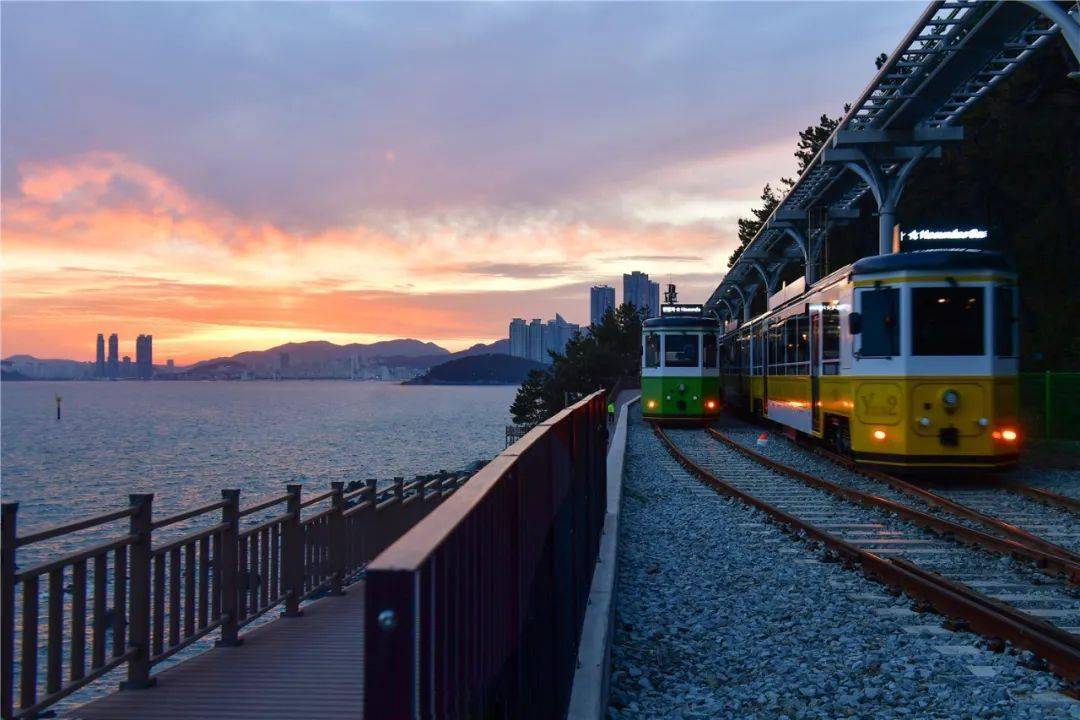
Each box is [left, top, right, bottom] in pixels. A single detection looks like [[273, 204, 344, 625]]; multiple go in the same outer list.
[[718, 248, 1020, 470]]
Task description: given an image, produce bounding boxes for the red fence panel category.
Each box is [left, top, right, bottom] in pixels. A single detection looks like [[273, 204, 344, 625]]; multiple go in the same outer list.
[[364, 391, 608, 719]]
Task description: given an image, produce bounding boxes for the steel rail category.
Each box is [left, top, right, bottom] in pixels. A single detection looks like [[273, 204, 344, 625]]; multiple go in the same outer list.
[[798, 441, 1080, 565], [652, 424, 1080, 686], [704, 427, 1080, 584], [993, 481, 1080, 516]]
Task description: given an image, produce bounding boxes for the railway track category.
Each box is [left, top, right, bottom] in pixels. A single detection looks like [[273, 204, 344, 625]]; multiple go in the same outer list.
[[708, 425, 1080, 581], [653, 423, 1080, 688], [797, 436, 1080, 558]]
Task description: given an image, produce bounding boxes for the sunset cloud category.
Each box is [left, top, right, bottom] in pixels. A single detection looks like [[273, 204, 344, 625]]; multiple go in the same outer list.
[[1, 3, 918, 362]]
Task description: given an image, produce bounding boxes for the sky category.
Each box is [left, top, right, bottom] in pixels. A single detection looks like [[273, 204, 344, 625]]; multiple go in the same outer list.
[[1, 2, 920, 363]]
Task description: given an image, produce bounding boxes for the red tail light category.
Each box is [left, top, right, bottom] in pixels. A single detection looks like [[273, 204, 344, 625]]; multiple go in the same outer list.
[[993, 428, 1018, 443], [705, 400, 717, 410]]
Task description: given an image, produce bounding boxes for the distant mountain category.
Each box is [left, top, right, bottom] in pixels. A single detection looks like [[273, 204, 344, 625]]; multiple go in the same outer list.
[[450, 339, 510, 358], [187, 339, 451, 374], [404, 353, 545, 386]]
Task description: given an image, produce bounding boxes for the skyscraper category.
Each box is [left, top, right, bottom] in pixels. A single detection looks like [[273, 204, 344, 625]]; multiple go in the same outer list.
[[544, 314, 580, 357], [589, 285, 615, 326], [136, 334, 153, 379], [107, 334, 119, 380], [95, 334, 106, 378], [527, 319, 545, 363], [508, 318, 528, 359], [623, 271, 660, 318]]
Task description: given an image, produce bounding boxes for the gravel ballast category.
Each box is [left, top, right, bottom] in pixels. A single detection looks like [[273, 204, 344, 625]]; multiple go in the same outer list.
[[609, 408, 1078, 719], [713, 422, 1080, 555]]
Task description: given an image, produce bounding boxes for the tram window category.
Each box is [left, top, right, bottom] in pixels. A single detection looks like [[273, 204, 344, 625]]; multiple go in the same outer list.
[[859, 288, 900, 357], [645, 333, 660, 368], [796, 315, 809, 366], [822, 307, 840, 361], [912, 287, 984, 356], [664, 334, 699, 368], [753, 327, 763, 374], [703, 333, 718, 368], [994, 287, 1015, 357], [768, 324, 782, 375]]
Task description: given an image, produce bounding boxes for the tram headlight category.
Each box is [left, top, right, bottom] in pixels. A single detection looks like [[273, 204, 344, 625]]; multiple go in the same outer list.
[[941, 389, 960, 412], [646, 399, 657, 410], [872, 429, 887, 441]]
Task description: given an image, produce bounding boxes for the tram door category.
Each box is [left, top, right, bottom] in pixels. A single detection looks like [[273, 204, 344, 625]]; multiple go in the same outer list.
[[810, 305, 822, 434]]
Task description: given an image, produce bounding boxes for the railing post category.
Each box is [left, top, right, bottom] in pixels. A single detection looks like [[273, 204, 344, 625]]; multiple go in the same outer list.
[[121, 494, 156, 689], [365, 478, 377, 506], [281, 484, 304, 618], [216, 489, 243, 647], [393, 477, 404, 502], [1, 503, 17, 719], [417, 475, 426, 501], [329, 482, 346, 596]]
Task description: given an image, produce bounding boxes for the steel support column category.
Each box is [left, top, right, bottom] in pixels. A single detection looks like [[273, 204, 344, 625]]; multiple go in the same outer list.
[[842, 145, 934, 255], [730, 285, 751, 323], [751, 261, 775, 297]]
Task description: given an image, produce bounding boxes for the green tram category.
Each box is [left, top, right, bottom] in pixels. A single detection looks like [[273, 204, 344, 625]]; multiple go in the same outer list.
[[641, 310, 721, 423]]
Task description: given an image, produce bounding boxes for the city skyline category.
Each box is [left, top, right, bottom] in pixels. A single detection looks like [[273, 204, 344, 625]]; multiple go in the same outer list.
[[1, 3, 918, 363]]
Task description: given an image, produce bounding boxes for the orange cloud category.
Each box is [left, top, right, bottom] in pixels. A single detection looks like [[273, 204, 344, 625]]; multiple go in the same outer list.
[[2, 152, 736, 362]]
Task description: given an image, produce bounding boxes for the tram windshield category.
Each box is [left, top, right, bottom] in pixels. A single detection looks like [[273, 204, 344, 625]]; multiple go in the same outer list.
[[664, 334, 698, 367], [912, 287, 984, 356]]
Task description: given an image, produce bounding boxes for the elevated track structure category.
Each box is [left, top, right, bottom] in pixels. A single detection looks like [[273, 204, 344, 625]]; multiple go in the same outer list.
[[707, 0, 1080, 325]]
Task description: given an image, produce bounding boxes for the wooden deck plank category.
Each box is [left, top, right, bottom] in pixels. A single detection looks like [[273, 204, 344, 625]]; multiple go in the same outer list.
[[68, 585, 364, 720]]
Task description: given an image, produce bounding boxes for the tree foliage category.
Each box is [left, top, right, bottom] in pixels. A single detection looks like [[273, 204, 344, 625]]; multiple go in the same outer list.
[[510, 304, 643, 427]]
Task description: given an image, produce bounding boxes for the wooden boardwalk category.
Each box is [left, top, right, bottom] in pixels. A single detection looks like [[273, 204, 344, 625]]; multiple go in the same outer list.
[[68, 585, 365, 719]]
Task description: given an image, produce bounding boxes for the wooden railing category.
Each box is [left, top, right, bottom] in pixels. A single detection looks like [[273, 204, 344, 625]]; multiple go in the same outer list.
[[0, 471, 470, 719], [364, 391, 608, 719]]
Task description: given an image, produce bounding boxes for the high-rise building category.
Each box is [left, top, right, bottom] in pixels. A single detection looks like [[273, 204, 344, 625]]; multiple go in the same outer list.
[[508, 318, 528, 359], [589, 285, 615, 326], [135, 334, 153, 379], [623, 271, 660, 318], [544, 314, 580, 358], [527, 319, 545, 363], [122, 356, 133, 378], [107, 334, 119, 380], [166, 359, 175, 371], [95, 334, 106, 378]]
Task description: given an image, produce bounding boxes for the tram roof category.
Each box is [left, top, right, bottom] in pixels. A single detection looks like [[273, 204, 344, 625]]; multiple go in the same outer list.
[[643, 316, 720, 329], [852, 248, 1014, 275]]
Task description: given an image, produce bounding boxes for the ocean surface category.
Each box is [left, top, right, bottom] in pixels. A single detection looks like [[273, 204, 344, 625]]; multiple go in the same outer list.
[[1, 380, 517, 712], [2, 380, 517, 541]]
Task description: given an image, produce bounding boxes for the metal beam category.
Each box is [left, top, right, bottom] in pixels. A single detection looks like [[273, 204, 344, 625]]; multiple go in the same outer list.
[[832, 126, 965, 145], [823, 146, 943, 163]]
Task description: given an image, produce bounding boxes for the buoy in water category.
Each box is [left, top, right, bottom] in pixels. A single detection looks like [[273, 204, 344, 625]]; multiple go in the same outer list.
[[756, 432, 768, 446]]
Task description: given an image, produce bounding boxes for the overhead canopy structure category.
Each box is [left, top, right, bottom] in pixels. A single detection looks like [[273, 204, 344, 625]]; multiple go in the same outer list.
[[707, 0, 1080, 324]]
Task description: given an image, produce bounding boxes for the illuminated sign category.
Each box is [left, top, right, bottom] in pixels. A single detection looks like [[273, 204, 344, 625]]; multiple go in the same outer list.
[[902, 228, 988, 241], [661, 304, 704, 316]]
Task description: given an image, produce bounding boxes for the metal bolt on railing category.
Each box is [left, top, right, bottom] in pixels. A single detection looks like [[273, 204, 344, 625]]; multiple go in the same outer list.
[[377, 610, 397, 632]]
